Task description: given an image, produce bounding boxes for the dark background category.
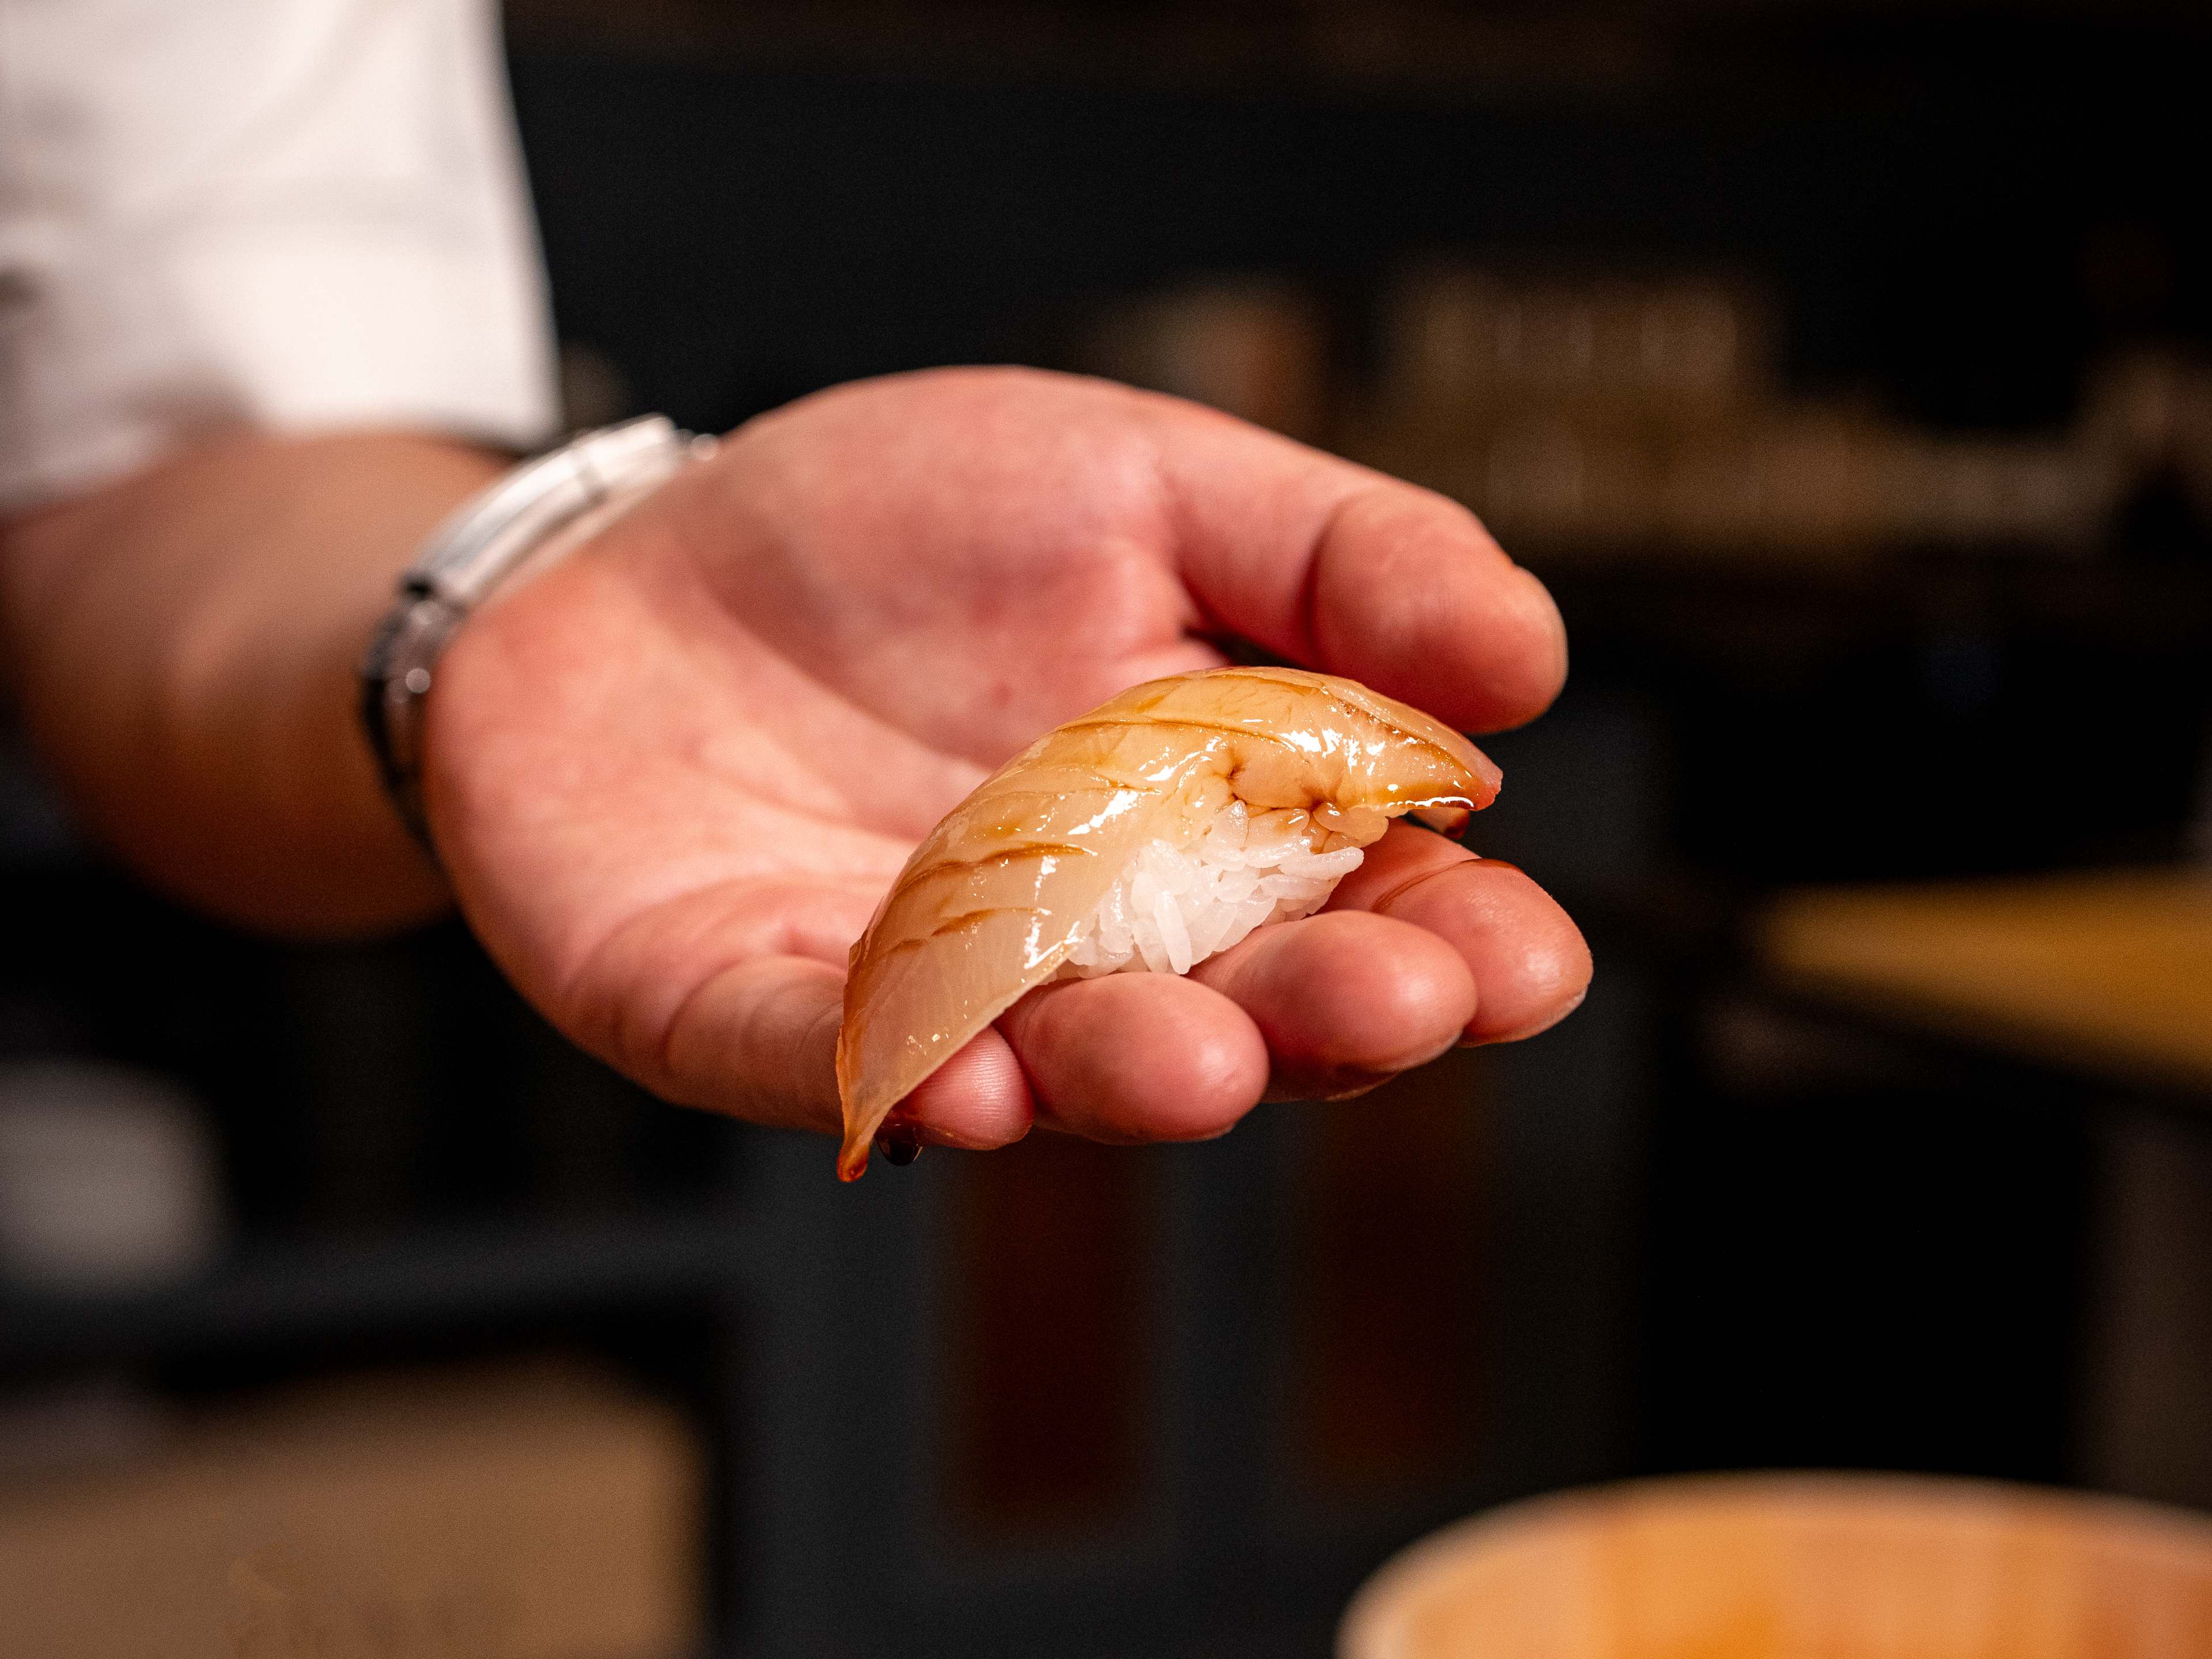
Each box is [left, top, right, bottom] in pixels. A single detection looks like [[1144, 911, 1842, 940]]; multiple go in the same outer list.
[[3, 3, 2209, 1654]]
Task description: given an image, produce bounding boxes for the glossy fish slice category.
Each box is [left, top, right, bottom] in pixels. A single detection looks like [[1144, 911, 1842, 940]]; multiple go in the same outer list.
[[835, 666, 1502, 1178]]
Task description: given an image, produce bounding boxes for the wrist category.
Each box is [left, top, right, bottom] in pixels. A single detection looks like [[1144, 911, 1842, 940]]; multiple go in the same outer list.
[[359, 418, 712, 855]]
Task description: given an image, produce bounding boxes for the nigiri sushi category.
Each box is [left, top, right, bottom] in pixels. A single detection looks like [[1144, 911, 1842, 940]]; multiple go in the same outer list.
[[836, 666, 1501, 1178]]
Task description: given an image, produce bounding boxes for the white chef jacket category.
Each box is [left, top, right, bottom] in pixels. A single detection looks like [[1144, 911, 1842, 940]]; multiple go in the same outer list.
[[0, 0, 559, 512]]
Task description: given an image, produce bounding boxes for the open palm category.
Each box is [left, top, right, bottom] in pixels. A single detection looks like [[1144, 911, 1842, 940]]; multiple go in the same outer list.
[[422, 368, 1589, 1156]]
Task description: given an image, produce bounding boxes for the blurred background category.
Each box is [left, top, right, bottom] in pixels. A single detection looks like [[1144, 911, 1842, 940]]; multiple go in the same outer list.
[[3, 2, 2210, 1654]]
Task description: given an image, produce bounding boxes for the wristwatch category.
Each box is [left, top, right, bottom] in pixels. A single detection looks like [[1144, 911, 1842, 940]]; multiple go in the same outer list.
[[359, 415, 713, 851]]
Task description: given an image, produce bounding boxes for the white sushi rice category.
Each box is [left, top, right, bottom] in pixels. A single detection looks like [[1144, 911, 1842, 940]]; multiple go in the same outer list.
[[1056, 801, 1366, 979]]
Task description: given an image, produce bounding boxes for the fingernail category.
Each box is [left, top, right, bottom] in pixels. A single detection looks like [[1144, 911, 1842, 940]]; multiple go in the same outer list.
[[1461, 987, 1588, 1047], [1319, 1078, 1393, 1102], [1537, 987, 1590, 1036], [1472, 857, 1523, 875]]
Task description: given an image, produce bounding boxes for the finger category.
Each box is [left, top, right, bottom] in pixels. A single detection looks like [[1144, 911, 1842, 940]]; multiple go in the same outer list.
[[994, 972, 1270, 1144], [883, 1026, 1037, 1152], [649, 954, 847, 1134], [610, 949, 1038, 1153], [1328, 823, 1592, 1044], [1187, 908, 1478, 1099], [551, 880, 877, 1135], [1146, 396, 1567, 732]]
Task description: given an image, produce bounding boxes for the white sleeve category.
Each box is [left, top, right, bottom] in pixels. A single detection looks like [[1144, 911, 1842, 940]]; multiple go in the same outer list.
[[0, 0, 560, 511]]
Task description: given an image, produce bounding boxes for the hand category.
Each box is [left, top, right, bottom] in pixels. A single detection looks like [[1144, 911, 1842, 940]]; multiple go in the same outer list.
[[421, 368, 1591, 1153]]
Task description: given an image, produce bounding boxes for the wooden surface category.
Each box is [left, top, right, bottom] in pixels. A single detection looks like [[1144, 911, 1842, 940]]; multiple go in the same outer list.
[[0, 1362, 701, 1659], [1757, 868, 2212, 1096], [1340, 1474, 2212, 1659]]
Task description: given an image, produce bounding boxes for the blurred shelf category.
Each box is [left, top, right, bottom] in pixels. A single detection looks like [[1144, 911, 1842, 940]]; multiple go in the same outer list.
[[1758, 867, 2212, 1102], [0, 1206, 753, 1369], [505, 0, 2212, 100], [506, 0, 1665, 95]]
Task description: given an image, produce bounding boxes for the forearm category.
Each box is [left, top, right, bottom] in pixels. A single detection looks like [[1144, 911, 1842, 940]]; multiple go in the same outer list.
[[0, 430, 512, 935]]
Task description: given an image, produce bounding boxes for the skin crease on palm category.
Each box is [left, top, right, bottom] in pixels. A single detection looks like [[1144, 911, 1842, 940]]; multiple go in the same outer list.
[[421, 366, 1592, 1158]]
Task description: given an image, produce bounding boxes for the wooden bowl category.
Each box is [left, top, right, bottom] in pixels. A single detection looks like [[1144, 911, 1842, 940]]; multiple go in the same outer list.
[[1340, 1475, 2212, 1659]]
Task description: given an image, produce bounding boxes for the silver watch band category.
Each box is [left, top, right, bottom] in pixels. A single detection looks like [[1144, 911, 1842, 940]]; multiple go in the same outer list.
[[359, 415, 712, 850]]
